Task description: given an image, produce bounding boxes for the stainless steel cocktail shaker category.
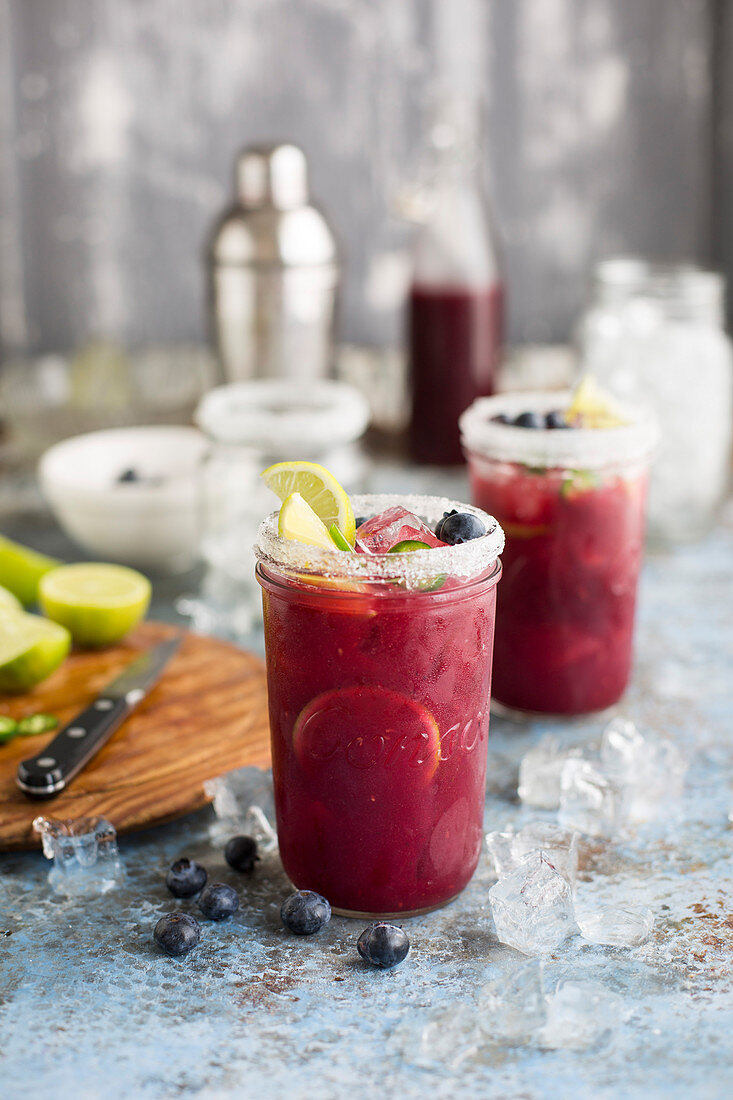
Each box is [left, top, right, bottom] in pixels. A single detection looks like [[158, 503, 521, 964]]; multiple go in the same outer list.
[[208, 144, 339, 382]]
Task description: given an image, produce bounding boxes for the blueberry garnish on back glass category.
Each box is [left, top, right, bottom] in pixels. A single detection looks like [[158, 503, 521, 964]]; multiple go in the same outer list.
[[435, 509, 487, 545], [545, 410, 570, 429], [514, 411, 545, 429]]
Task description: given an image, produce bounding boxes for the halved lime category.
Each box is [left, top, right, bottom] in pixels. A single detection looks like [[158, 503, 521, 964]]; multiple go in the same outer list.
[[0, 611, 71, 694], [0, 535, 59, 606], [262, 461, 356, 545], [278, 493, 334, 550], [38, 563, 151, 648], [0, 584, 22, 614]]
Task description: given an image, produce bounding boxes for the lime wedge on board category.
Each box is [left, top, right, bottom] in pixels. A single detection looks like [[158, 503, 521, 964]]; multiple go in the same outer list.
[[0, 535, 59, 606], [0, 611, 71, 694]]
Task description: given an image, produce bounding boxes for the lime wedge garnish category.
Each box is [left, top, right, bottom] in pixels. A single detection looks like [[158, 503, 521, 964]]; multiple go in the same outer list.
[[0, 611, 71, 693], [328, 525, 353, 552], [262, 461, 356, 545], [565, 375, 627, 428], [38, 563, 151, 648], [278, 493, 335, 550], [388, 540, 431, 553], [0, 535, 59, 606]]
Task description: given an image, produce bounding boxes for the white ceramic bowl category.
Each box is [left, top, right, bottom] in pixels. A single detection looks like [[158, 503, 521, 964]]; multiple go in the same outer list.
[[38, 426, 207, 574]]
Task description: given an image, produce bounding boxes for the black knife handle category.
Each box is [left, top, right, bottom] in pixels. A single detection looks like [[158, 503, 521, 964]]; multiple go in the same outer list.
[[16, 696, 131, 798]]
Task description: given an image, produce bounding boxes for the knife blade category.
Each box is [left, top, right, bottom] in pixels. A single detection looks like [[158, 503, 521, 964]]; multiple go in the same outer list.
[[16, 636, 181, 799]]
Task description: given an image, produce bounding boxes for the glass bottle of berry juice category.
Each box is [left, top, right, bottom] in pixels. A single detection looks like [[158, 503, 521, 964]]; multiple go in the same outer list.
[[408, 101, 504, 466]]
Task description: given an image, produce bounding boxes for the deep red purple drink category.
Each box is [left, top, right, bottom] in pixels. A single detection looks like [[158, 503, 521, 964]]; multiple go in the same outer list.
[[409, 282, 504, 466], [461, 391, 658, 717], [256, 494, 504, 916]]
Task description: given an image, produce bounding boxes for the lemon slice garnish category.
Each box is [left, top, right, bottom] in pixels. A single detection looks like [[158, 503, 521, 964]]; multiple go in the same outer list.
[[262, 461, 356, 545]]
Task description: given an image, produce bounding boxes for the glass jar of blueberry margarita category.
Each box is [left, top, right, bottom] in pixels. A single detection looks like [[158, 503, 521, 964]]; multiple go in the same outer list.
[[460, 384, 658, 716], [255, 491, 504, 917]]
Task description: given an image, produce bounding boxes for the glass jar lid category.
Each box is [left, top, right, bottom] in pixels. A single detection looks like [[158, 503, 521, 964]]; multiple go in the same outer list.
[[195, 379, 370, 449], [255, 493, 504, 592], [460, 391, 659, 470]]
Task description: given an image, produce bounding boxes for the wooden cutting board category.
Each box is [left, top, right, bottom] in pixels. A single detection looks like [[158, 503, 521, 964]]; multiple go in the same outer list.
[[0, 621, 271, 851]]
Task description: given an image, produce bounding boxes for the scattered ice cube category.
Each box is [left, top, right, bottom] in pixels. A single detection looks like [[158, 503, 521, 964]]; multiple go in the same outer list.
[[33, 816, 125, 895], [518, 735, 583, 809], [390, 1003, 481, 1068], [577, 905, 654, 947], [540, 980, 625, 1050], [477, 960, 546, 1043], [485, 829, 515, 878], [204, 767, 278, 850], [241, 805, 278, 853], [489, 851, 576, 956], [417, 1003, 482, 1067], [559, 759, 623, 837], [512, 823, 579, 888], [355, 506, 445, 553], [600, 717, 687, 822], [486, 823, 579, 889]]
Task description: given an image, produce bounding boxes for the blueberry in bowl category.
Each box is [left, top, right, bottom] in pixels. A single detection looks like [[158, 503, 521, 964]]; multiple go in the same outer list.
[[166, 857, 207, 898]]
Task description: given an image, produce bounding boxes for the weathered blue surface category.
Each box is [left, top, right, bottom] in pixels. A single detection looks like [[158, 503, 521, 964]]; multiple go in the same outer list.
[[1, 491, 733, 1100]]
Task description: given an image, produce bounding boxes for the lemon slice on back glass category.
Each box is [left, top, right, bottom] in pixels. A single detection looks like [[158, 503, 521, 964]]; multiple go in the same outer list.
[[565, 375, 627, 429], [262, 461, 356, 545]]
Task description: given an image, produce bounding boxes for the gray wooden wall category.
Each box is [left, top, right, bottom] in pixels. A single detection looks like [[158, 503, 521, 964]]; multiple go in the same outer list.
[[0, 0, 720, 358]]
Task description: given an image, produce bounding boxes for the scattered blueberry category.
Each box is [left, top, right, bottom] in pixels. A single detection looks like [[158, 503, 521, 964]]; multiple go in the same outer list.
[[225, 835, 259, 873], [280, 890, 331, 935], [491, 413, 512, 424], [166, 857, 207, 898], [198, 882, 239, 920], [117, 467, 140, 483], [357, 923, 410, 969], [545, 409, 570, 429], [514, 411, 545, 429], [435, 510, 486, 544], [153, 912, 201, 957], [354, 516, 369, 528]]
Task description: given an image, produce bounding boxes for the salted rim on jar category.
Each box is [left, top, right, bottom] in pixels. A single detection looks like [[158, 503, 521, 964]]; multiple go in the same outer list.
[[459, 390, 659, 470], [254, 493, 505, 590]]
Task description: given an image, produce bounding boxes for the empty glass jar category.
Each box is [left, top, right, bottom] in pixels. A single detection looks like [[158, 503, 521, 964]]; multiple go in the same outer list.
[[577, 258, 733, 543], [192, 379, 370, 637]]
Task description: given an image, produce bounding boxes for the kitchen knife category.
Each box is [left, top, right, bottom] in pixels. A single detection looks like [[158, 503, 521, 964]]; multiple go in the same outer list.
[[16, 636, 181, 799]]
